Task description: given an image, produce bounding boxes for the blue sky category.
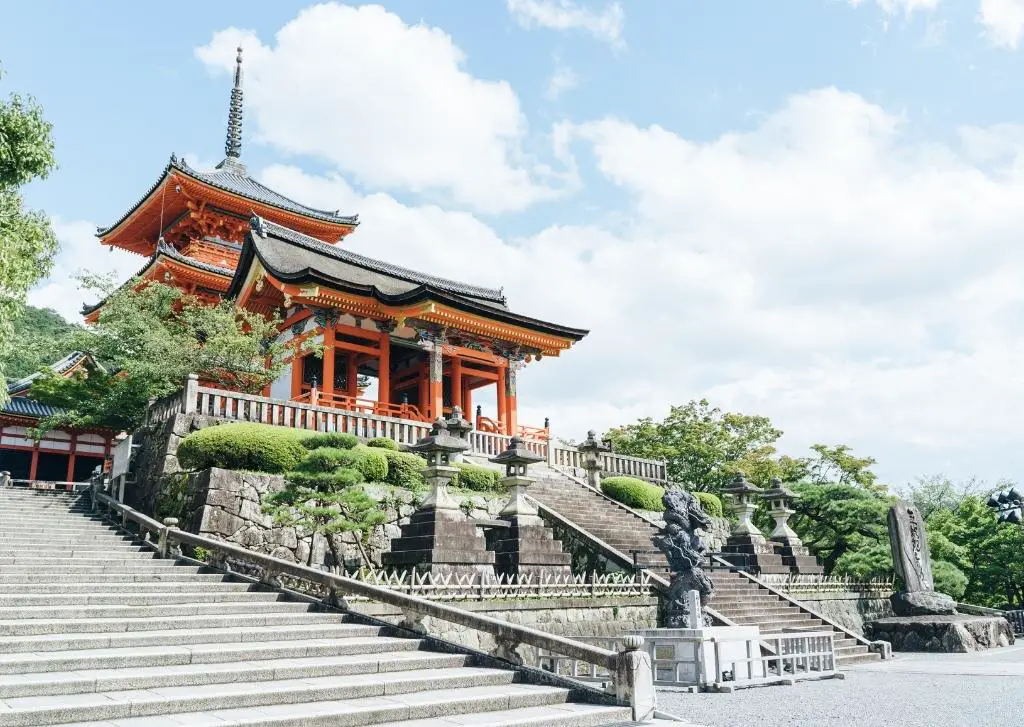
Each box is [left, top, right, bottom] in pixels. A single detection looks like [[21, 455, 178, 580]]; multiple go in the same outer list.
[[7, 0, 1024, 487]]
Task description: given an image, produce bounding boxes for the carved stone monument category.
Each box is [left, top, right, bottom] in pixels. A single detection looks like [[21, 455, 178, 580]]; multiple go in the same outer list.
[[866, 500, 1015, 652], [888, 500, 956, 616], [652, 488, 715, 628]]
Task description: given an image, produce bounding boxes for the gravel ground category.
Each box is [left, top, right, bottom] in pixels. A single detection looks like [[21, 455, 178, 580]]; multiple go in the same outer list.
[[658, 659, 1024, 727]]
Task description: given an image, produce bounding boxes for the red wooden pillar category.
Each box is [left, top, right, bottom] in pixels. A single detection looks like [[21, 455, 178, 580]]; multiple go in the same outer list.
[[29, 446, 39, 480], [417, 363, 428, 417], [505, 366, 518, 437], [463, 383, 473, 419], [378, 331, 391, 406], [496, 363, 508, 434], [65, 433, 78, 482], [290, 349, 304, 399], [347, 352, 359, 397], [322, 325, 336, 398]]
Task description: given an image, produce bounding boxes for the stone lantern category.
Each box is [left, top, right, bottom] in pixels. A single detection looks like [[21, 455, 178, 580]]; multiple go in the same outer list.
[[761, 477, 800, 546], [445, 406, 473, 463], [381, 418, 495, 577], [491, 436, 544, 522], [405, 418, 467, 511], [486, 437, 571, 579], [577, 430, 609, 488], [721, 471, 764, 541]]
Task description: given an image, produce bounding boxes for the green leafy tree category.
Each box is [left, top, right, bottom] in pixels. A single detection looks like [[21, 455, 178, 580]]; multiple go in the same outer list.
[[29, 278, 287, 433], [3, 305, 82, 382], [0, 68, 58, 399], [606, 399, 784, 491], [264, 454, 385, 568], [790, 481, 893, 573], [898, 474, 994, 520]]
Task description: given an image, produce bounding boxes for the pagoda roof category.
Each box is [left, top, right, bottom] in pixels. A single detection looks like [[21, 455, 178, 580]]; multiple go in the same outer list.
[[1, 396, 59, 419], [97, 155, 358, 240], [82, 242, 234, 317], [231, 217, 589, 345], [6, 352, 94, 397]]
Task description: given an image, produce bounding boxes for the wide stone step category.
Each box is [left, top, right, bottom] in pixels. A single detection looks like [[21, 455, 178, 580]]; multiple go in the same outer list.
[[0, 553, 161, 566], [50, 690, 620, 727], [0, 568, 210, 584], [0, 651, 470, 698], [0, 667, 526, 726], [0, 563, 187, 575], [0, 545, 150, 557], [0, 623, 393, 654], [0, 591, 290, 607], [0, 599, 313, 621], [0, 581, 252, 595], [0, 534, 137, 545], [0, 610, 341, 637]]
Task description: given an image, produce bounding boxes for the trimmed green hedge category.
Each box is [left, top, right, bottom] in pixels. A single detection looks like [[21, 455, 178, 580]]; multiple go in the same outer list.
[[352, 446, 389, 482], [301, 432, 359, 451], [177, 423, 307, 474], [366, 437, 399, 451], [288, 468, 364, 490], [453, 462, 501, 493], [296, 447, 358, 474], [601, 476, 665, 511], [381, 450, 426, 490], [694, 491, 724, 518]]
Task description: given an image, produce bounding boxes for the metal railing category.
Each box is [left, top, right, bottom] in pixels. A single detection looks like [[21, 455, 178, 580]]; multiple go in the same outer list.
[[87, 486, 656, 722], [322, 568, 654, 602]]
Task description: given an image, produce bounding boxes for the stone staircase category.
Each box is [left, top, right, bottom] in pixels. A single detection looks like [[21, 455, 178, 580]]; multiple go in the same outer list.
[[0, 487, 638, 727], [527, 469, 880, 667]]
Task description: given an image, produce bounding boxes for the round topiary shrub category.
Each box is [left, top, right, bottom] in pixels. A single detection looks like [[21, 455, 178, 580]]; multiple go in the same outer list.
[[352, 447, 389, 483], [601, 476, 665, 511], [382, 450, 426, 490], [296, 447, 359, 474], [287, 468, 364, 490], [177, 423, 306, 474], [694, 491, 724, 518], [301, 432, 359, 451], [453, 462, 501, 492], [366, 437, 399, 451]]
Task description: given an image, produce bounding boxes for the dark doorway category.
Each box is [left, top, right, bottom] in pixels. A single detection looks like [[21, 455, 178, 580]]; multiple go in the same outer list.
[[0, 449, 31, 479]]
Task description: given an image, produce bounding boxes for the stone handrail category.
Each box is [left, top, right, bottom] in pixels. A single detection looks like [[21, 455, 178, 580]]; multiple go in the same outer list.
[[709, 554, 882, 653], [88, 488, 655, 720], [549, 444, 667, 484]]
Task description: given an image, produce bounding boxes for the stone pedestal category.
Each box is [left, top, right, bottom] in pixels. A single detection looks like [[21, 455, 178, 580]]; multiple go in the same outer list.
[[486, 518, 572, 579], [382, 506, 495, 578], [720, 535, 791, 575], [761, 478, 824, 575], [634, 626, 762, 688], [866, 615, 1014, 653]]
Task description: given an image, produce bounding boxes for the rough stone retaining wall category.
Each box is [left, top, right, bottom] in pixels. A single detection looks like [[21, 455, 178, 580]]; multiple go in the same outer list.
[[356, 597, 659, 664], [777, 591, 894, 637]]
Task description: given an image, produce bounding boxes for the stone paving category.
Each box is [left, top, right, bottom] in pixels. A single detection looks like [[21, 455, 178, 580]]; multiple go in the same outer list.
[[659, 644, 1024, 727]]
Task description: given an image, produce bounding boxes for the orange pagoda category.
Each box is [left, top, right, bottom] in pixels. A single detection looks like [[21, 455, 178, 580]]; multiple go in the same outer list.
[[86, 48, 587, 439]]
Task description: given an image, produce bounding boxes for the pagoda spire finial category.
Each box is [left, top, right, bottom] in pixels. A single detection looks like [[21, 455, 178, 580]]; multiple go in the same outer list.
[[224, 46, 244, 161]]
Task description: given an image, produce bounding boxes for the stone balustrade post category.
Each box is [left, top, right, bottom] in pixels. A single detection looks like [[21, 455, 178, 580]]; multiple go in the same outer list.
[[159, 517, 179, 559], [615, 635, 656, 723], [0, 471, 10, 489], [183, 374, 199, 414]]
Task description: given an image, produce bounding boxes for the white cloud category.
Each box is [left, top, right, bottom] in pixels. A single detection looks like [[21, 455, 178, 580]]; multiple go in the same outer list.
[[978, 0, 1024, 48], [849, 0, 939, 15], [28, 219, 142, 322], [262, 86, 1024, 485], [507, 0, 625, 48], [545, 61, 579, 100], [196, 4, 567, 214]]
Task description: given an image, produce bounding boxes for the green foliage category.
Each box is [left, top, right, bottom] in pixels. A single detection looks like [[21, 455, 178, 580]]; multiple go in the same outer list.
[[601, 476, 665, 511], [605, 399, 783, 492], [381, 449, 426, 491], [353, 446, 389, 483], [302, 432, 359, 451], [833, 540, 892, 581], [297, 447, 358, 474], [3, 306, 82, 383], [932, 560, 968, 600], [926, 496, 1024, 608], [899, 474, 993, 520], [28, 279, 287, 433], [452, 462, 501, 492], [0, 74, 58, 400], [193, 546, 210, 562], [790, 481, 893, 574], [177, 423, 307, 474], [694, 491, 723, 518], [806, 444, 883, 493], [366, 437, 399, 450], [265, 448, 384, 567]]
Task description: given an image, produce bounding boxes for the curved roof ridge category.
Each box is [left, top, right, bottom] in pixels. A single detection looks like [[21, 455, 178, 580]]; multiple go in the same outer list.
[[254, 216, 507, 304]]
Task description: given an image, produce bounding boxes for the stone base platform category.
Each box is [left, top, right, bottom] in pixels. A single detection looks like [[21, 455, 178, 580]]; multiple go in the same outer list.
[[866, 615, 1015, 653]]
